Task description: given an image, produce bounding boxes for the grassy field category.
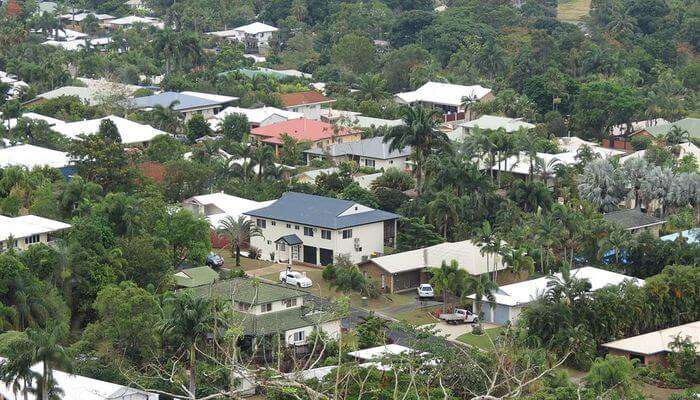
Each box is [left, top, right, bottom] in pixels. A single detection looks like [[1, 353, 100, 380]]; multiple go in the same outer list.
[[456, 327, 506, 349], [214, 250, 275, 271], [557, 0, 591, 23], [262, 269, 415, 311], [394, 306, 442, 326]]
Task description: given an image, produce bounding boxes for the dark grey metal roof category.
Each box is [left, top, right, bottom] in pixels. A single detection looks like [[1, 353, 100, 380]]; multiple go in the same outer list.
[[276, 234, 303, 246], [304, 136, 411, 159], [244, 192, 399, 229], [603, 209, 665, 230], [131, 92, 228, 111]]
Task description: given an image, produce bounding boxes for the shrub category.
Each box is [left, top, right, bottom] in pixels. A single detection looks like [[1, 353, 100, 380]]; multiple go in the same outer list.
[[248, 246, 261, 260], [322, 264, 336, 281]]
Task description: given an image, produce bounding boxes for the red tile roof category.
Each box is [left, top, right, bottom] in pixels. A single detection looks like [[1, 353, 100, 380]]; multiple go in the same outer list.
[[251, 119, 355, 145], [277, 91, 334, 107]]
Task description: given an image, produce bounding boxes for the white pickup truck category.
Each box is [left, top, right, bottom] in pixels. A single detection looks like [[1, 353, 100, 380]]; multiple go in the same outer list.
[[279, 270, 313, 288], [439, 308, 479, 325]]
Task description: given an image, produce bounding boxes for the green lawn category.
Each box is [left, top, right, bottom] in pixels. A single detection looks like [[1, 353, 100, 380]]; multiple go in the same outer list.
[[394, 306, 442, 326], [214, 251, 274, 271], [262, 269, 415, 311], [456, 327, 506, 349], [557, 0, 591, 23]]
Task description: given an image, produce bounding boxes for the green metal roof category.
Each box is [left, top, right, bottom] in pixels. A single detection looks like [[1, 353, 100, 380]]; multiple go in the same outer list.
[[234, 307, 336, 336], [603, 209, 665, 230], [644, 118, 700, 139], [174, 266, 219, 288], [189, 277, 308, 305]]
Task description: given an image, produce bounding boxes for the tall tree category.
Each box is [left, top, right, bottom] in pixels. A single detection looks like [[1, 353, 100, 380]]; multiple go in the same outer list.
[[217, 216, 263, 267]]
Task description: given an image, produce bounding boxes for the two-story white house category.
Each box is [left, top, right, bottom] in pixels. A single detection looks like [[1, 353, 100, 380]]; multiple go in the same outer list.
[[244, 192, 399, 266], [303, 136, 412, 171], [0, 215, 71, 252], [191, 277, 340, 348]]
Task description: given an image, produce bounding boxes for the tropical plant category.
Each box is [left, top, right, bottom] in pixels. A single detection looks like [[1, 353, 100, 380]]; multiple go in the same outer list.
[[217, 216, 263, 266], [462, 273, 498, 326]]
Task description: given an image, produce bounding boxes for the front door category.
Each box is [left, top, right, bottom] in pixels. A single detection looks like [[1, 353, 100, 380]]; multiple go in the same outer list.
[[303, 245, 317, 264], [319, 248, 334, 266]]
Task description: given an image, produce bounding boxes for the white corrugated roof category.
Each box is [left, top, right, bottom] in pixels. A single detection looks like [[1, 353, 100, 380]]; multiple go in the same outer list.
[[458, 115, 535, 133], [0, 215, 71, 241], [395, 82, 492, 107], [51, 115, 168, 145], [109, 15, 161, 25], [366, 239, 509, 275], [0, 358, 157, 400], [0, 144, 70, 169], [181, 91, 238, 104], [184, 192, 274, 228], [213, 106, 302, 125], [557, 136, 625, 157], [468, 267, 644, 307], [603, 321, 700, 355], [3, 112, 65, 130], [347, 344, 413, 361], [234, 22, 278, 34], [489, 151, 580, 176]]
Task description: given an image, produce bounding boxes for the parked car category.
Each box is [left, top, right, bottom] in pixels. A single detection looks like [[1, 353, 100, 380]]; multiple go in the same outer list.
[[279, 270, 313, 288], [439, 308, 479, 325], [417, 284, 434, 298], [205, 253, 224, 268]]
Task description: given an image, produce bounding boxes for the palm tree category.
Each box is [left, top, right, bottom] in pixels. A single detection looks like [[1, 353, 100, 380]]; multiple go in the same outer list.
[[664, 125, 689, 146], [462, 273, 498, 325], [356, 74, 389, 101], [597, 228, 632, 267], [464, 127, 496, 181], [217, 216, 263, 267], [0, 332, 37, 400], [474, 221, 500, 278], [279, 133, 310, 166], [428, 191, 459, 239], [500, 246, 535, 276], [250, 144, 275, 181], [384, 106, 451, 194], [27, 324, 72, 400], [429, 260, 460, 313], [578, 159, 628, 212], [508, 180, 553, 213], [149, 100, 181, 133], [161, 292, 218, 398]]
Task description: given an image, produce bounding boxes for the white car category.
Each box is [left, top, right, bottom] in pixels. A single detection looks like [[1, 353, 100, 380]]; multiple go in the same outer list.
[[279, 270, 313, 288], [418, 284, 434, 298]]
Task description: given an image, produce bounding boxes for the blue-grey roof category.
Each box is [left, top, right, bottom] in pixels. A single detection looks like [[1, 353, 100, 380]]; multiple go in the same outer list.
[[244, 192, 399, 229], [304, 136, 411, 159], [131, 92, 227, 111], [276, 234, 303, 245]]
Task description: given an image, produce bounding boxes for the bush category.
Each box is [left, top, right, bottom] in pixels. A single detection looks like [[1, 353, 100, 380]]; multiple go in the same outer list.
[[631, 135, 653, 151], [322, 264, 336, 281], [471, 324, 484, 335], [248, 247, 261, 260], [219, 269, 246, 280], [638, 365, 690, 389]]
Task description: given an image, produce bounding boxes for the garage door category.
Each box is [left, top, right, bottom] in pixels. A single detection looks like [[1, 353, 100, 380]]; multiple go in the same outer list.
[[303, 246, 317, 264], [319, 248, 334, 266], [393, 270, 421, 291], [493, 304, 510, 325], [480, 302, 492, 322]]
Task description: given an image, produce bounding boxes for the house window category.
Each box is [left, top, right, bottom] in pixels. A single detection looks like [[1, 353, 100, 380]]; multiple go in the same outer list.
[[260, 303, 272, 313], [342, 229, 353, 239], [284, 298, 298, 308], [24, 235, 40, 245], [294, 225, 299, 230], [321, 229, 331, 240], [276, 242, 286, 252], [364, 159, 375, 168], [304, 227, 314, 237], [257, 219, 266, 229], [287, 224, 291, 228], [271, 221, 276, 226], [293, 330, 305, 342], [236, 302, 251, 311]]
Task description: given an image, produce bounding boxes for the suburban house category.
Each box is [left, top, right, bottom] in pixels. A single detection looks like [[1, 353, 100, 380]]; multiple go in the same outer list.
[[449, 115, 535, 141], [209, 106, 303, 130], [27, 78, 141, 106], [468, 267, 644, 325], [0, 214, 72, 252], [557, 136, 626, 158], [603, 118, 700, 153], [488, 151, 579, 185], [51, 115, 169, 146], [2, 112, 65, 130], [130, 91, 238, 120], [358, 240, 518, 293], [304, 136, 412, 171], [59, 11, 115, 24], [244, 192, 399, 265], [42, 37, 113, 51], [105, 15, 163, 29], [0, 70, 28, 99], [182, 192, 275, 247], [173, 266, 219, 289], [277, 91, 335, 118], [207, 22, 279, 53], [232, 67, 312, 80], [603, 209, 666, 237], [620, 141, 700, 165], [250, 118, 361, 156], [394, 82, 494, 122], [0, 144, 74, 177], [602, 321, 700, 366], [0, 358, 158, 400], [190, 277, 341, 349]]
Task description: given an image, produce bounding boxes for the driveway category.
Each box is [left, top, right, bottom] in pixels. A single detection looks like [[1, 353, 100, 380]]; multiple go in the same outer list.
[[422, 322, 500, 343]]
